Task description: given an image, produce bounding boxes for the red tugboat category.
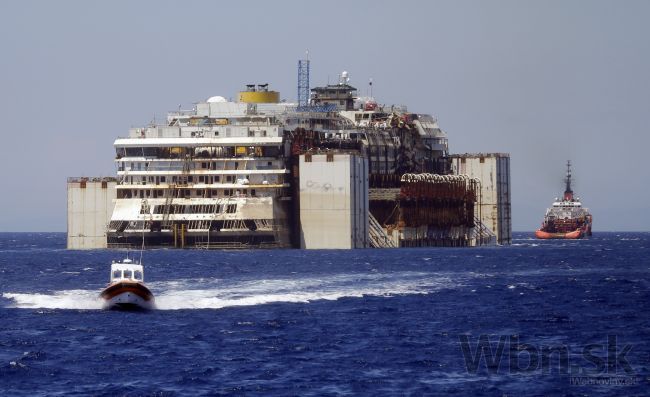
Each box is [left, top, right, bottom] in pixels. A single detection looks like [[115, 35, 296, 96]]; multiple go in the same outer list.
[[535, 161, 592, 239]]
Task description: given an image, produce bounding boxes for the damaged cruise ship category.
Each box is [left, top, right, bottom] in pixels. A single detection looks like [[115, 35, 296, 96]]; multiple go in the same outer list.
[[67, 64, 511, 249]]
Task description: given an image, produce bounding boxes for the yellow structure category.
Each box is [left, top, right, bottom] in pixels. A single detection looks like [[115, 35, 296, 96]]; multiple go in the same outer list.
[[238, 90, 280, 103]]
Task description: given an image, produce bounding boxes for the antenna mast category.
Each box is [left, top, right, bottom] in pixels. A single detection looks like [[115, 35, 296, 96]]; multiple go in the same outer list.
[[563, 160, 574, 201]]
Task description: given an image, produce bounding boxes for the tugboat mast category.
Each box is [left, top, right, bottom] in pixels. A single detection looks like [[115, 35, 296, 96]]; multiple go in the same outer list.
[[563, 160, 574, 201]]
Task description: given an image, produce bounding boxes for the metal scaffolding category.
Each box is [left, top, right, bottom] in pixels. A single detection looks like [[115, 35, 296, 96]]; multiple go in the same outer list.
[[297, 58, 310, 108]]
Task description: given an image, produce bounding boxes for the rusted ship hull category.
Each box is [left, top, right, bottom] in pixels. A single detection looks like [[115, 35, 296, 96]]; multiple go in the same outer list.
[[535, 229, 583, 239]]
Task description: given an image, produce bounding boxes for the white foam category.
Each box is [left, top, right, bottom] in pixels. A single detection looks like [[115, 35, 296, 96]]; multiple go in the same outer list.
[[154, 271, 454, 310], [3, 289, 103, 310], [2, 271, 457, 311]]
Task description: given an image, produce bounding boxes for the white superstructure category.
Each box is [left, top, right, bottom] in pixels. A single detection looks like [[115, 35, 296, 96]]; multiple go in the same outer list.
[[107, 85, 293, 248]]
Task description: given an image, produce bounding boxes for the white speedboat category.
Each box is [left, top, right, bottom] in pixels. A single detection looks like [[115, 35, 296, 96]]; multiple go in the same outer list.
[[100, 258, 154, 310]]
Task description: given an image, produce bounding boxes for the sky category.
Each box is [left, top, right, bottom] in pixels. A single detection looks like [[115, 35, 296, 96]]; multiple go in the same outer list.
[[0, 0, 648, 232]]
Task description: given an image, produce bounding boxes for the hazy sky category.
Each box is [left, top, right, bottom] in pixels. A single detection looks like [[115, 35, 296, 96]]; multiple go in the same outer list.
[[1, 0, 648, 232]]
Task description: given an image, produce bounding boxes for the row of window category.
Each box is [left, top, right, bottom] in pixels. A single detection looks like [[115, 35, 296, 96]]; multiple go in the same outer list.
[[198, 160, 275, 170], [149, 203, 237, 215], [118, 188, 275, 199], [112, 269, 143, 280], [118, 160, 277, 172], [117, 146, 281, 159], [123, 174, 282, 185]]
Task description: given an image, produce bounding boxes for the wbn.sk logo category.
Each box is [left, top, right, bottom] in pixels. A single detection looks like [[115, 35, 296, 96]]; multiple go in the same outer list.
[[458, 334, 635, 380]]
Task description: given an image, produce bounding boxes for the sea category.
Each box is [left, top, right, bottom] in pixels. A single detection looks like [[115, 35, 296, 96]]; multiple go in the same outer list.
[[0, 232, 648, 396]]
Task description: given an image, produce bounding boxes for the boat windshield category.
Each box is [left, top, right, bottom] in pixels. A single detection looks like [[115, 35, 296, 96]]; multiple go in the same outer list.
[[134, 270, 143, 280], [123, 270, 133, 279], [112, 270, 121, 279]]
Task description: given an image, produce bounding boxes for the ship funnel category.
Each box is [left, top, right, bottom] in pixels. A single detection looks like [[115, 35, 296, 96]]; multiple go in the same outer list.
[[238, 84, 280, 103]]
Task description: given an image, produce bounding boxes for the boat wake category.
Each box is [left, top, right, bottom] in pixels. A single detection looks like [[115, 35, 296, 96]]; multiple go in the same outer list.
[[3, 289, 104, 310], [2, 271, 456, 311]]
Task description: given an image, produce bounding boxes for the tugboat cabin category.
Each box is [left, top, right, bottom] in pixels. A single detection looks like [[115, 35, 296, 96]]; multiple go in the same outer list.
[[110, 259, 144, 283]]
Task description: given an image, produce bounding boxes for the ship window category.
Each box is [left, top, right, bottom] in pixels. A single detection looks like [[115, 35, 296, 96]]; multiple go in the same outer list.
[[134, 270, 143, 280], [227, 204, 237, 213], [112, 270, 121, 279], [123, 270, 133, 279]]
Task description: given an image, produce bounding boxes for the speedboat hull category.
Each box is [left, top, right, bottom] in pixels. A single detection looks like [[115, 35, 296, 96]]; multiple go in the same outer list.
[[100, 281, 154, 311]]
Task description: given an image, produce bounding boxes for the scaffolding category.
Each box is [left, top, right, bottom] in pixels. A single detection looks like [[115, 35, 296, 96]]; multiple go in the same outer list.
[[297, 58, 310, 108]]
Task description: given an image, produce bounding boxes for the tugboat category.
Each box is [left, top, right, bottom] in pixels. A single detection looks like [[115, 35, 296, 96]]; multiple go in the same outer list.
[[535, 161, 592, 239], [100, 257, 155, 310]]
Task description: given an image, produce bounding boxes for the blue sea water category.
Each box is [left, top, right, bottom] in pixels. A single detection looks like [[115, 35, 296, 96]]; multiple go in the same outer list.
[[0, 233, 649, 396]]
